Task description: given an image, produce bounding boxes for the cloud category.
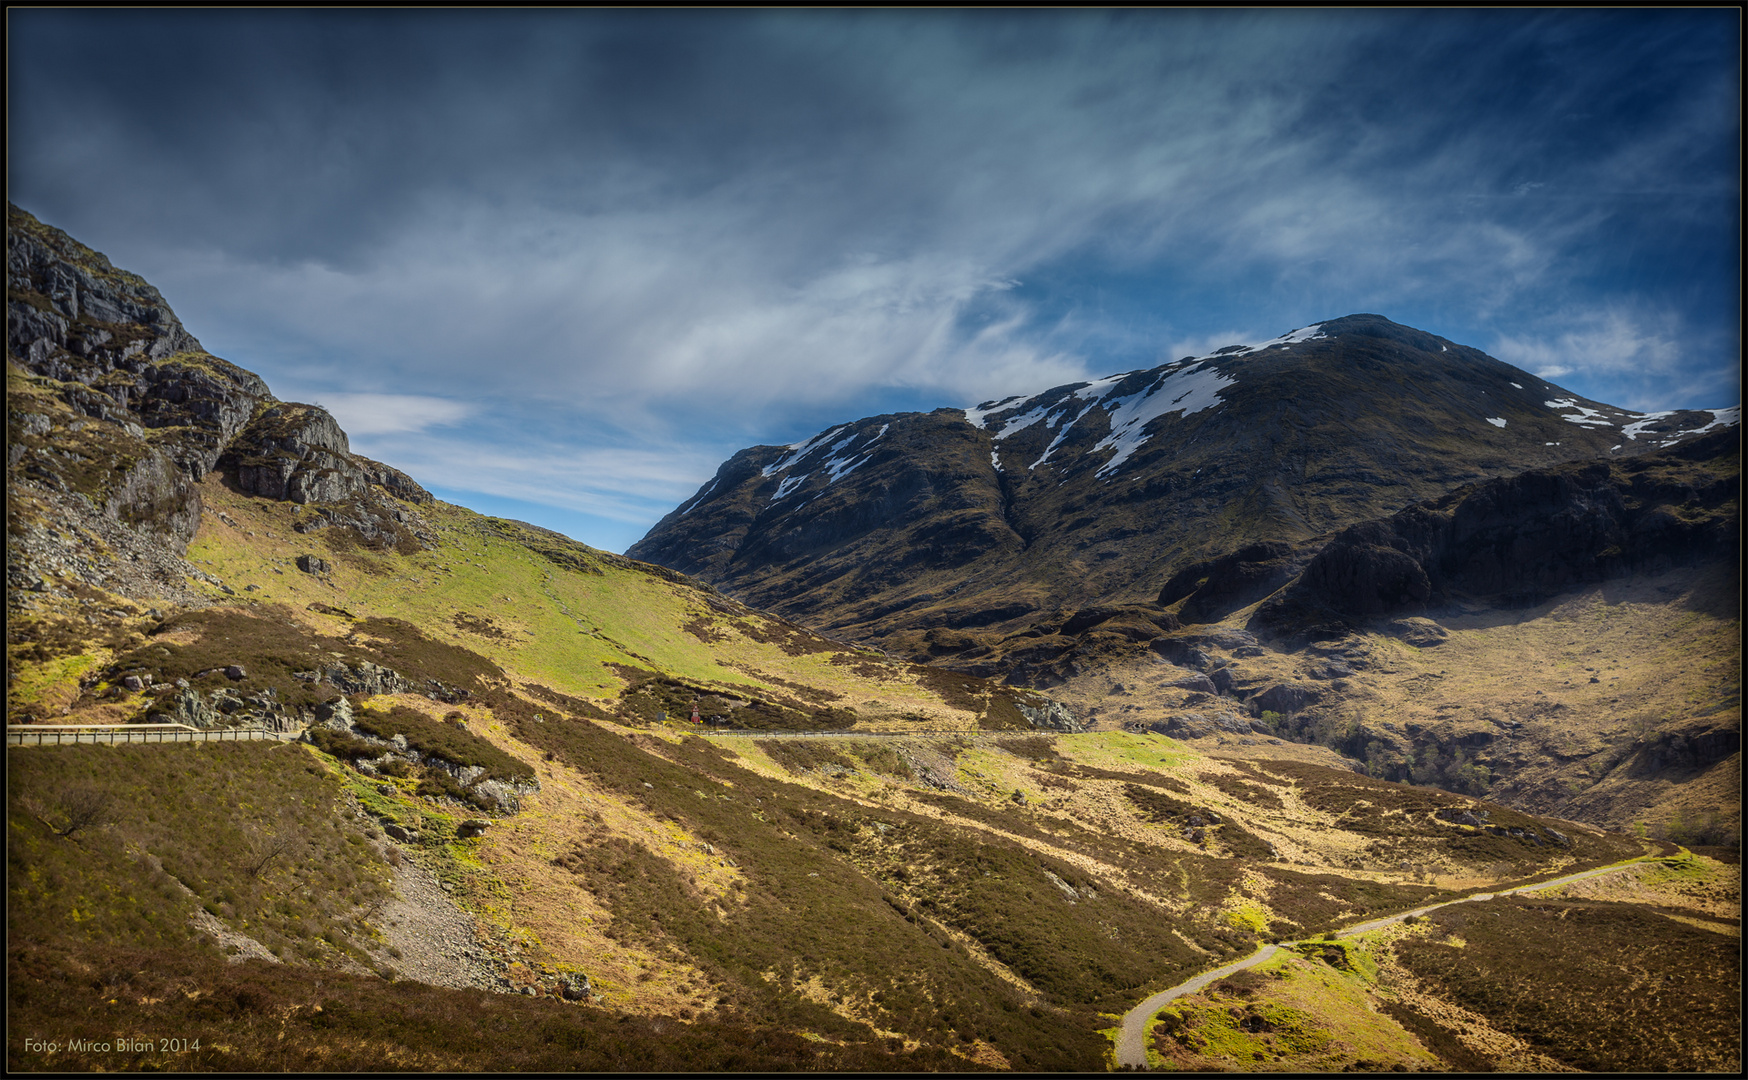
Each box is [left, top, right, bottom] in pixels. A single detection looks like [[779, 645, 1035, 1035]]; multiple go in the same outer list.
[[1489, 307, 1739, 412], [310, 393, 472, 436], [1162, 330, 1269, 363], [351, 422, 726, 524], [7, 10, 1736, 547]]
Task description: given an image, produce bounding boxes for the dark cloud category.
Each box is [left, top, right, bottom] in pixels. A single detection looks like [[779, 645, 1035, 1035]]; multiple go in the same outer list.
[[8, 10, 1736, 548]]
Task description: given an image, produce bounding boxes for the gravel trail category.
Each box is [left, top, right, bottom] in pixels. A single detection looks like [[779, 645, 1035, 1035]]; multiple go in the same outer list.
[[375, 853, 502, 992]]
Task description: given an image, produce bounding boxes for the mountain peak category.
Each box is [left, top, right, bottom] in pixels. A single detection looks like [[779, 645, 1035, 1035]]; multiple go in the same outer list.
[[630, 315, 1737, 648]]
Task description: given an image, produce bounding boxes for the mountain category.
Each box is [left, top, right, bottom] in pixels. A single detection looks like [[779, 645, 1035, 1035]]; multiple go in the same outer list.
[[632, 314, 1740, 844], [7, 206, 1738, 1073], [630, 314, 1734, 654]]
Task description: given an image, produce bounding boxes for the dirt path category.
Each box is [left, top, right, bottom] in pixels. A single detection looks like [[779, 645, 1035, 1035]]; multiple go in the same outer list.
[[1114, 857, 1657, 1069]]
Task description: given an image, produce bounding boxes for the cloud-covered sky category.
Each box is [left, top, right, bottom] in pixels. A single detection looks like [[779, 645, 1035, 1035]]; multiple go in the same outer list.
[[9, 9, 1738, 552]]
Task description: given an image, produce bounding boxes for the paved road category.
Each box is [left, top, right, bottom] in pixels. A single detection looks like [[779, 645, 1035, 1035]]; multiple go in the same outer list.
[[1113, 856, 1657, 1069]]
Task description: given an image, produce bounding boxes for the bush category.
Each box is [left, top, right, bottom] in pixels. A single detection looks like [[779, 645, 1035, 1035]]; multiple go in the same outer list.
[[353, 705, 534, 783]]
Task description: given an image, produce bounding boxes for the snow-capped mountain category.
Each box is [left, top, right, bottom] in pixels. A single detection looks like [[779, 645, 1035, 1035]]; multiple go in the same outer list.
[[629, 313, 1738, 660]]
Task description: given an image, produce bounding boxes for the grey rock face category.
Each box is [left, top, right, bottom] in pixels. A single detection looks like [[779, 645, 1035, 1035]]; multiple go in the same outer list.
[[1169, 673, 1219, 695], [7, 204, 436, 597], [296, 554, 331, 575], [1014, 697, 1084, 733]]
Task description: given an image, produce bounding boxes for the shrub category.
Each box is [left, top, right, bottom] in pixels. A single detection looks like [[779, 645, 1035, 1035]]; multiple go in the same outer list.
[[353, 705, 534, 783]]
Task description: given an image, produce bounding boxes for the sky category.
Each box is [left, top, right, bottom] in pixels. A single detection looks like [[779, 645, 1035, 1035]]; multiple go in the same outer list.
[[8, 9, 1739, 553]]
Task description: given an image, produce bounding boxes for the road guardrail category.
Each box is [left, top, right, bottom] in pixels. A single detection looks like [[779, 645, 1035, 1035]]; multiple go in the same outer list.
[[7, 724, 299, 747]]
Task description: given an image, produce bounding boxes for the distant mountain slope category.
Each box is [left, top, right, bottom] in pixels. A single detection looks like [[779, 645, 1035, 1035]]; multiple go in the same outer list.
[[630, 314, 1736, 650]]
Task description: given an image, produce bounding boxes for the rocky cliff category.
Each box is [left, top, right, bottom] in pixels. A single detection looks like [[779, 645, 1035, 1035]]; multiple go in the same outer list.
[[1256, 428, 1740, 634], [7, 203, 435, 606]]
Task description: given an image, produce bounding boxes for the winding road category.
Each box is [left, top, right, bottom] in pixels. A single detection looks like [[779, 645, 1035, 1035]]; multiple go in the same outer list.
[[1114, 856, 1659, 1069]]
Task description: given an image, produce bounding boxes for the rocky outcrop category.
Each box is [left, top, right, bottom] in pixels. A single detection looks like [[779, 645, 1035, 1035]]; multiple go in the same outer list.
[[1014, 697, 1084, 734], [7, 204, 436, 598], [1132, 711, 1269, 740], [312, 660, 470, 704], [1256, 430, 1740, 631], [1625, 725, 1740, 777], [1157, 541, 1308, 624], [7, 206, 203, 364], [1249, 682, 1322, 716], [157, 683, 308, 733]]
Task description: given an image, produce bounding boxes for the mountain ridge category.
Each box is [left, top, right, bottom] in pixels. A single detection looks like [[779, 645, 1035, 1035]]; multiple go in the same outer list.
[[630, 312, 1737, 648]]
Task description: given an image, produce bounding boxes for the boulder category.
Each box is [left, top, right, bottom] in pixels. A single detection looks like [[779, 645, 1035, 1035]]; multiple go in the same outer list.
[[559, 972, 593, 1001], [296, 554, 331, 575]]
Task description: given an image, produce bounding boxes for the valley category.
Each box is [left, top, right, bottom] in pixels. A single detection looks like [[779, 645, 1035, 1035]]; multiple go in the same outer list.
[[7, 204, 1739, 1072]]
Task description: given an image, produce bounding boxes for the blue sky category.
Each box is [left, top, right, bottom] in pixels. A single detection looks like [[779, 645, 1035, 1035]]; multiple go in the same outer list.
[[9, 9, 1738, 553]]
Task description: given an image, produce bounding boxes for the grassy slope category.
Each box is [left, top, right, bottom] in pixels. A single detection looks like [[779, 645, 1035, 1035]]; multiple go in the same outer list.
[[6, 473, 1730, 1071], [175, 475, 996, 724]]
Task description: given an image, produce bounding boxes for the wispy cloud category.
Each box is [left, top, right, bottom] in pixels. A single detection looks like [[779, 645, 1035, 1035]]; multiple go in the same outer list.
[[311, 393, 472, 436], [8, 10, 1736, 547]]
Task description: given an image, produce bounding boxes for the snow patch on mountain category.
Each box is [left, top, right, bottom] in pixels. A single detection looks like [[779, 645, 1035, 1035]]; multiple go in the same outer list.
[[763, 425, 850, 477], [1026, 403, 1098, 470], [1196, 323, 1326, 359], [771, 472, 810, 500], [958, 324, 1334, 479], [1092, 362, 1237, 477], [1546, 399, 1615, 427], [1623, 406, 1742, 444], [1485, 417, 1507, 428], [1619, 412, 1673, 441], [963, 396, 1024, 430]]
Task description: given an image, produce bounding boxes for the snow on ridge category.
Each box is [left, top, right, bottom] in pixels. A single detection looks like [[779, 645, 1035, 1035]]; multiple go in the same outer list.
[[1544, 398, 1615, 428], [1093, 362, 1237, 477], [962, 396, 1024, 430], [771, 472, 810, 501], [1618, 411, 1673, 441], [953, 323, 1335, 479], [1070, 373, 1128, 401], [763, 424, 850, 477], [1195, 323, 1327, 360], [1485, 417, 1507, 428], [982, 399, 1063, 442]]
